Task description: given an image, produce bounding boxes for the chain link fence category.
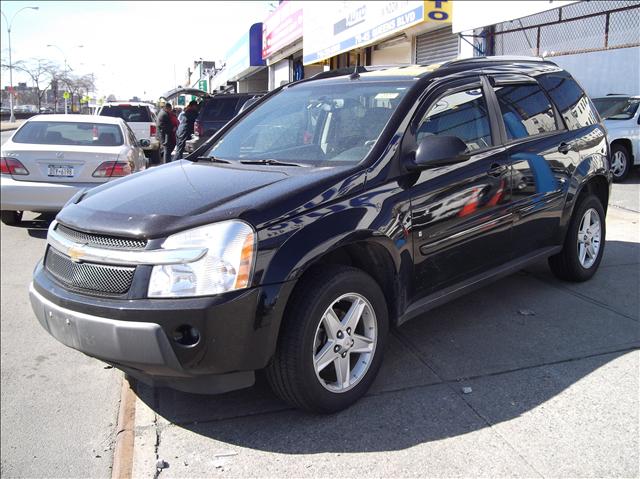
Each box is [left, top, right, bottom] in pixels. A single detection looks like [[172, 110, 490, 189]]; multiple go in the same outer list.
[[488, 1, 640, 57]]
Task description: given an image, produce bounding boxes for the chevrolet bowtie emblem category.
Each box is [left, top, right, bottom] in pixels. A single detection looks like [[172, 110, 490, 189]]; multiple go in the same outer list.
[[68, 245, 85, 263]]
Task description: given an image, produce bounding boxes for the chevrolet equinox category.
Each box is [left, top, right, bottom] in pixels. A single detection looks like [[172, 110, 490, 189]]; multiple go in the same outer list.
[[30, 57, 611, 413]]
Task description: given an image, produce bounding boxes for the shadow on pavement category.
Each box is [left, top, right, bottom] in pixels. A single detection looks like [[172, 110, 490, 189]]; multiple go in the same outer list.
[[136, 239, 639, 454], [15, 213, 56, 238]]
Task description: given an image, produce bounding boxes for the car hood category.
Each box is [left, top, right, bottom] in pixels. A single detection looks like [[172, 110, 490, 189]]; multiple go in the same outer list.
[[56, 160, 363, 239]]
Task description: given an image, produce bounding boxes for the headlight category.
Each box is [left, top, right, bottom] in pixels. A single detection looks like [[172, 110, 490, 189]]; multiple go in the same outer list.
[[148, 221, 255, 298]]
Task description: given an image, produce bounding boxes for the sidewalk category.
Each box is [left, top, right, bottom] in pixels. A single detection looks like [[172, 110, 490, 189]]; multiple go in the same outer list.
[[130, 207, 639, 478], [0, 119, 26, 131]]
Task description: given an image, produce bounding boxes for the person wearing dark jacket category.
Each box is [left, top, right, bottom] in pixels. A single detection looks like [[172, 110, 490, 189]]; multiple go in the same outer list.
[[172, 101, 200, 161], [157, 103, 176, 163]]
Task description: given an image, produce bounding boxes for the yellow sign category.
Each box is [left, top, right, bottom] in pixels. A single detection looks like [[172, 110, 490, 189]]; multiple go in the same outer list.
[[424, 0, 452, 23], [63, 91, 70, 100]]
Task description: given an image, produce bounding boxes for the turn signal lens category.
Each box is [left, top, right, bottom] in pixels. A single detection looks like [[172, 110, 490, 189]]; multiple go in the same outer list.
[[234, 231, 255, 289], [92, 161, 132, 177], [0, 157, 29, 175]]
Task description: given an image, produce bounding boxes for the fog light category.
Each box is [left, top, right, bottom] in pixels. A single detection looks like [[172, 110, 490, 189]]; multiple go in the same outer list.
[[172, 325, 200, 347]]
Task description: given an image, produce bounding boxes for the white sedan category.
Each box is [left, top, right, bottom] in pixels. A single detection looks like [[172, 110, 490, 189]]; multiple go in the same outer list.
[[0, 114, 148, 226]]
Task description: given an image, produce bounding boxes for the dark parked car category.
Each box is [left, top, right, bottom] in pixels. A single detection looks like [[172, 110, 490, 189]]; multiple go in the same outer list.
[[185, 92, 263, 154], [30, 57, 611, 413]]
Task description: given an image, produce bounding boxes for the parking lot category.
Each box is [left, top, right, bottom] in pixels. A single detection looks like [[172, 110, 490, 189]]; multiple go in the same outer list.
[[1, 155, 637, 477]]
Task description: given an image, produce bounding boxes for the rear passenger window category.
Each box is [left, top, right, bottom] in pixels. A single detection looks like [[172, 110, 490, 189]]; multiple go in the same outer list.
[[493, 83, 558, 140], [417, 88, 493, 152], [537, 72, 598, 130]]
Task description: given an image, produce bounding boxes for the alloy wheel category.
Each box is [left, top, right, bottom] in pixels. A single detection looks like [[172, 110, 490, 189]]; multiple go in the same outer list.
[[611, 150, 627, 178], [312, 293, 377, 393], [577, 207, 602, 269]]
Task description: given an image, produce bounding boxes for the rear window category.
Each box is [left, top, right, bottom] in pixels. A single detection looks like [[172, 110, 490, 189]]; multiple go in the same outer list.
[[12, 121, 124, 146], [537, 72, 598, 130], [99, 105, 152, 123], [201, 97, 240, 121]]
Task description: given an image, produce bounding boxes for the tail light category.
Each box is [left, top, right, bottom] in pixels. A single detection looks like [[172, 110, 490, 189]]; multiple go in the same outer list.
[[92, 161, 132, 178], [0, 157, 29, 175], [150, 124, 157, 137], [194, 120, 203, 137]]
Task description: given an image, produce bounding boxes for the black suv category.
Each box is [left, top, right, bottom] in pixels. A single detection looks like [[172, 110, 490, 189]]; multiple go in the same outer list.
[[185, 92, 263, 154], [30, 58, 610, 413]]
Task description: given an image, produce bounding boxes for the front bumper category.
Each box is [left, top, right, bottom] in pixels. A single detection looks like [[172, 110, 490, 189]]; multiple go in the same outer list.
[[30, 262, 295, 393], [1, 176, 97, 212]]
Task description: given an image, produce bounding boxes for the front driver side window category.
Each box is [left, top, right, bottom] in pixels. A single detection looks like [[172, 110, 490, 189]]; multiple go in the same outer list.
[[416, 87, 493, 152]]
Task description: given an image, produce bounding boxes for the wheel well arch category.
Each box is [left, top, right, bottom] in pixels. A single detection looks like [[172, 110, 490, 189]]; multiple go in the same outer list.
[[291, 240, 402, 325], [576, 174, 610, 213], [611, 138, 634, 160]]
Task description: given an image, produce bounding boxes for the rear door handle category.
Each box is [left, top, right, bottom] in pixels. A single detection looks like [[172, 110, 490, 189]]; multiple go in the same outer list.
[[558, 142, 571, 154], [487, 163, 508, 177]]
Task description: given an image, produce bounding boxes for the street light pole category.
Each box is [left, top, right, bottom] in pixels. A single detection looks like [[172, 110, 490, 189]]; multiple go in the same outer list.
[[1, 6, 39, 123]]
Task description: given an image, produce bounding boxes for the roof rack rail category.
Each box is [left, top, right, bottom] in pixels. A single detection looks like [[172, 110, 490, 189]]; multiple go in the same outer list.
[[442, 55, 546, 67]]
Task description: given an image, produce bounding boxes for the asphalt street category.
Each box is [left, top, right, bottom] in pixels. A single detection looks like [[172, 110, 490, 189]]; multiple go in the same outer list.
[[0, 129, 638, 477]]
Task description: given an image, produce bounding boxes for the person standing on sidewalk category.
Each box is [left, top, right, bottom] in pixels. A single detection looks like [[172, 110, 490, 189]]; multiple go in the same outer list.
[[157, 102, 176, 163], [172, 101, 200, 161]]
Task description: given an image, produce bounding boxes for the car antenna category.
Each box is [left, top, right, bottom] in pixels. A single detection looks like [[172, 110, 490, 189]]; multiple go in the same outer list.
[[349, 64, 360, 80]]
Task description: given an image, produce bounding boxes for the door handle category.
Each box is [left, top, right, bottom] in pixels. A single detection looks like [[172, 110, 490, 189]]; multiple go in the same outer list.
[[487, 163, 508, 177], [558, 142, 571, 154]]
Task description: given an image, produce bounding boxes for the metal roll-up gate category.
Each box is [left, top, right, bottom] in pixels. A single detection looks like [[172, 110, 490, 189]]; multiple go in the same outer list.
[[415, 26, 460, 65]]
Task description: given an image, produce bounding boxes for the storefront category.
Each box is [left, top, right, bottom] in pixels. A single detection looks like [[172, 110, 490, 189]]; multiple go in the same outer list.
[[452, 0, 640, 97], [262, 1, 317, 90], [302, 1, 456, 69], [211, 23, 268, 94]]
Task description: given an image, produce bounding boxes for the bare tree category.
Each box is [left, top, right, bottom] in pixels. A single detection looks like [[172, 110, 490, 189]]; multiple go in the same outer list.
[[1, 58, 60, 111]]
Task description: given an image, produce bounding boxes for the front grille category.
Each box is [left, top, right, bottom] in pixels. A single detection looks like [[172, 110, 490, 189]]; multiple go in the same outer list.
[[56, 224, 147, 250], [45, 247, 135, 295]]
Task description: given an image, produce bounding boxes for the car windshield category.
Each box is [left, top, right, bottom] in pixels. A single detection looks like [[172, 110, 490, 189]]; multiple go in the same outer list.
[[592, 97, 639, 120], [99, 105, 152, 123], [12, 121, 124, 146], [203, 81, 411, 166]]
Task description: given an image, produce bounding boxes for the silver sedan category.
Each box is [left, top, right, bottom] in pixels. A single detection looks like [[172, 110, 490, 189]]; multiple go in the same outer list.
[[1, 114, 148, 226]]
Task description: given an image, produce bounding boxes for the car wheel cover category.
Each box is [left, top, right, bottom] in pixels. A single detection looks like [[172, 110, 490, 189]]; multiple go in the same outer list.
[[577, 207, 601, 269], [312, 292, 377, 393], [611, 150, 627, 177]]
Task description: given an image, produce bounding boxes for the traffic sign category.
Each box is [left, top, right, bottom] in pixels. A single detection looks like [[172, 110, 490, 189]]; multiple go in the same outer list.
[[63, 91, 70, 100], [198, 80, 207, 92]]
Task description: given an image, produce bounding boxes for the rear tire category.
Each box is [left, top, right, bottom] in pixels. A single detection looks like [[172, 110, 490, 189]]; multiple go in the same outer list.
[[549, 194, 605, 282], [610, 144, 631, 182], [0, 211, 23, 226], [266, 265, 388, 413]]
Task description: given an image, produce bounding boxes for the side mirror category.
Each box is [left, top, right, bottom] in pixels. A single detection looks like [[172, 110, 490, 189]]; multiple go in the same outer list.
[[410, 135, 469, 170], [138, 139, 151, 148]]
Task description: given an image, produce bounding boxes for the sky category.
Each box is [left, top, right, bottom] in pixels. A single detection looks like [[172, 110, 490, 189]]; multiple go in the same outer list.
[[0, 1, 272, 100]]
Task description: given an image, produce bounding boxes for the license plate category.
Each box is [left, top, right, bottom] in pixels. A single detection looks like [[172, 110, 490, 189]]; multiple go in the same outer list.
[[48, 165, 74, 177]]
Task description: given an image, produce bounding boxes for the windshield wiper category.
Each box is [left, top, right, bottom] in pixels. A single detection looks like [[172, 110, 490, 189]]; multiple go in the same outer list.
[[193, 156, 231, 164], [239, 159, 303, 167]]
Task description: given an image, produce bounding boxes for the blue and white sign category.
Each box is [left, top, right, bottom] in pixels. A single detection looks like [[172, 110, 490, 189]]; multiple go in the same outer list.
[[223, 23, 266, 82], [303, 1, 452, 65]]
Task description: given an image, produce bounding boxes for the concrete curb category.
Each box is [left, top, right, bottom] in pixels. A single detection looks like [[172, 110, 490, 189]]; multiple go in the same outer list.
[[111, 375, 137, 479]]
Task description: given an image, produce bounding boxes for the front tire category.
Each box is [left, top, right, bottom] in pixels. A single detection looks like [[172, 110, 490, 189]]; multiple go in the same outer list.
[[266, 265, 388, 413], [1, 210, 23, 226], [549, 194, 605, 282], [610, 144, 631, 182]]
